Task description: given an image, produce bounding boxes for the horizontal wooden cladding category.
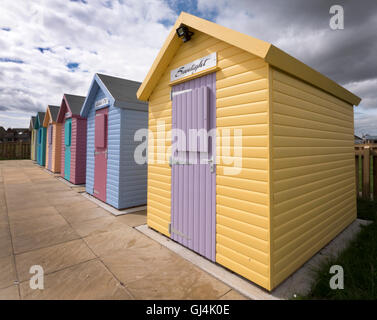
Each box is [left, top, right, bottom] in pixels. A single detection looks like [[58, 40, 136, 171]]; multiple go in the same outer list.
[[217, 90, 268, 108], [216, 235, 269, 274], [216, 251, 269, 290], [273, 69, 353, 112], [273, 208, 355, 287], [217, 66, 268, 90], [273, 152, 354, 170], [274, 101, 353, 130], [217, 164, 268, 179], [217, 175, 268, 193], [273, 113, 352, 135], [273, 146, 353, 159], [273, 187, 355, 243], [273, 136, 353, 148], [273, 158, 354, 181], [217, 224, 269, 258], [217, 194, 268, 217], [274, 161, 354, 193], [273, 88, 352, 123], [217, 101, 268, 118], [217, 58, 267, 81], [217, 78, 268, 99], [217, 185, 268, 206], [271, 68, 356, 288], [274, 124, 353, 141], [274, 175, 354, 215]]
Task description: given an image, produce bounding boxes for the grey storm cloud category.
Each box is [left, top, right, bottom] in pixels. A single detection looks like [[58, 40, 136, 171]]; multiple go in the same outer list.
[[1, 0, 377, 133]]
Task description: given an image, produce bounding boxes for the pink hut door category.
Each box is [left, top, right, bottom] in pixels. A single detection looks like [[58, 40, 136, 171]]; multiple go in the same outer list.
[[93, 108, 108, 202], [48, 124, 53, 171], [171, 73, 216, 262]]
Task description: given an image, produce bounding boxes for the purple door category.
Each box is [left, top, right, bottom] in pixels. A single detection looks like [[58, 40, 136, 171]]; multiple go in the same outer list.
[[171, 73, 216, 261], [48, 124, 53, 171]]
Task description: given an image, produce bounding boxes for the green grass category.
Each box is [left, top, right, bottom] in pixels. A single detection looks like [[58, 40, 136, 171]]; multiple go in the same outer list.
[[302, 199, 377, 300]]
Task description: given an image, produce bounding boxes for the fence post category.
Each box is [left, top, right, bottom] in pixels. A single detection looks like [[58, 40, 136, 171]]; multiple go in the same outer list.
[[363, 147, 370, 200], [355, 155, 359, 197]]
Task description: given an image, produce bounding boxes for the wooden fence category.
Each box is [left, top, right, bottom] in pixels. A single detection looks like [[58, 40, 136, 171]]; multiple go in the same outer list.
[[0, 141, 31, 160], [355, 143, 377, 200]]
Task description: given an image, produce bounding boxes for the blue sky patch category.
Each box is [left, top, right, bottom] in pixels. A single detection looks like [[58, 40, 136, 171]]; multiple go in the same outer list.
[[166, 0, 218, 22], [70, 0, 88, 4], [66, 62, 79, 71], [0, 57, 24, 64], [37, 47, 52, 54]]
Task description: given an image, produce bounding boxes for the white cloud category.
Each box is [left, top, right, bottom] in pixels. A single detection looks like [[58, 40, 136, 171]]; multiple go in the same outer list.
[[0, 0, 177, 128]]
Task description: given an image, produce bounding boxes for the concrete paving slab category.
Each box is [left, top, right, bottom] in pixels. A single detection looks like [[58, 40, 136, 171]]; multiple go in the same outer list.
[[19, 259, 133, 300], [115, 210, 147, 227], [125, 255, 231, 300], [15, 239, 96, 282], [137, 219, 370, 300], [101, 242, 179, 285], [70, 215, 125, 238], [81, 192, 147, 216], [58, 206, 111, 225], [0, 231, 12, 258], [12, 224, 80, 255], [84, 227, 150, 258], [0, 255, 17, 289], [0, 285, 20, 300]]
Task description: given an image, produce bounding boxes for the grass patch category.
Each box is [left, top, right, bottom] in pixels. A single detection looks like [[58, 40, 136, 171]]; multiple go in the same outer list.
[[303, 199, 376, 300]]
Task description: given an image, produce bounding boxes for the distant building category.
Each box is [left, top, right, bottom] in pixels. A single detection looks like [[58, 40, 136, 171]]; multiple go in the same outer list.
[[0, 127, 30, 143], [355, 135, 363, 144], [363, 135, 377, 144]]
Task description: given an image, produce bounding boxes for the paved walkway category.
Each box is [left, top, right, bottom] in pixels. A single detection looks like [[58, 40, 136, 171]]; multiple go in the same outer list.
[[0, 160, 245, 300]]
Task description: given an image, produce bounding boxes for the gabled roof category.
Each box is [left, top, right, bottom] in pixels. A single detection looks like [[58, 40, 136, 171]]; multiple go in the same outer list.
[[57, 94, 86, 123], [29, 116, 36, 130], [43, 105, 60, 127], [65, 94, 86, 115], [80, 73, 147, 118], [137, 12, 361, 106], [35, 112, 45, 129]]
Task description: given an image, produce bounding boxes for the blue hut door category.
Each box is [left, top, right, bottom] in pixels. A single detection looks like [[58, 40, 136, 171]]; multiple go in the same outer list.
[[64, 119, 72, 180], [170, 73, 216, 262]]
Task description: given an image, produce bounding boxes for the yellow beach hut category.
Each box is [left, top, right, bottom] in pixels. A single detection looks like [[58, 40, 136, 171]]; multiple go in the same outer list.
[[29, 116, 37, 161], [136, 12, 361, 291], [43, 105, 61, 173]]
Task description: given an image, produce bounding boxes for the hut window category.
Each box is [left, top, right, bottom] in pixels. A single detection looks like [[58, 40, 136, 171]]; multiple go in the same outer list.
[[95, 114, 107, 148]]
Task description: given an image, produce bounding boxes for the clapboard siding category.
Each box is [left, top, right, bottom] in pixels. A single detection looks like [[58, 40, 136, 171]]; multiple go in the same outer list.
[[147, 30, 271, 289], [106, 105, 121, 208], [61, 122, 65, 178], [70, 118, 78, 183], [52, 123, 61, 173], [45, 126, 50, 169], [73, 118, 87, 184], [118, 109, 148, 209], [85, 87, 100, 195], [270, 68, 356, 288]]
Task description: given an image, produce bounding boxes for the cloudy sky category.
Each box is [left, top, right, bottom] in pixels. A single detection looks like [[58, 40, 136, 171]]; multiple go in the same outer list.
[[0, 0, 376, 135]]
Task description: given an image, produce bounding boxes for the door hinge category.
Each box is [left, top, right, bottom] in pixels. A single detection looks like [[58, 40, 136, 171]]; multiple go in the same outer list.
[[168, 223, 171, 234]]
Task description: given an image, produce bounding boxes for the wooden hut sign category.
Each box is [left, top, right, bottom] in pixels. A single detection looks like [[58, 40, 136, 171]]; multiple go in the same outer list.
[[170, 52, 217, 82]]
